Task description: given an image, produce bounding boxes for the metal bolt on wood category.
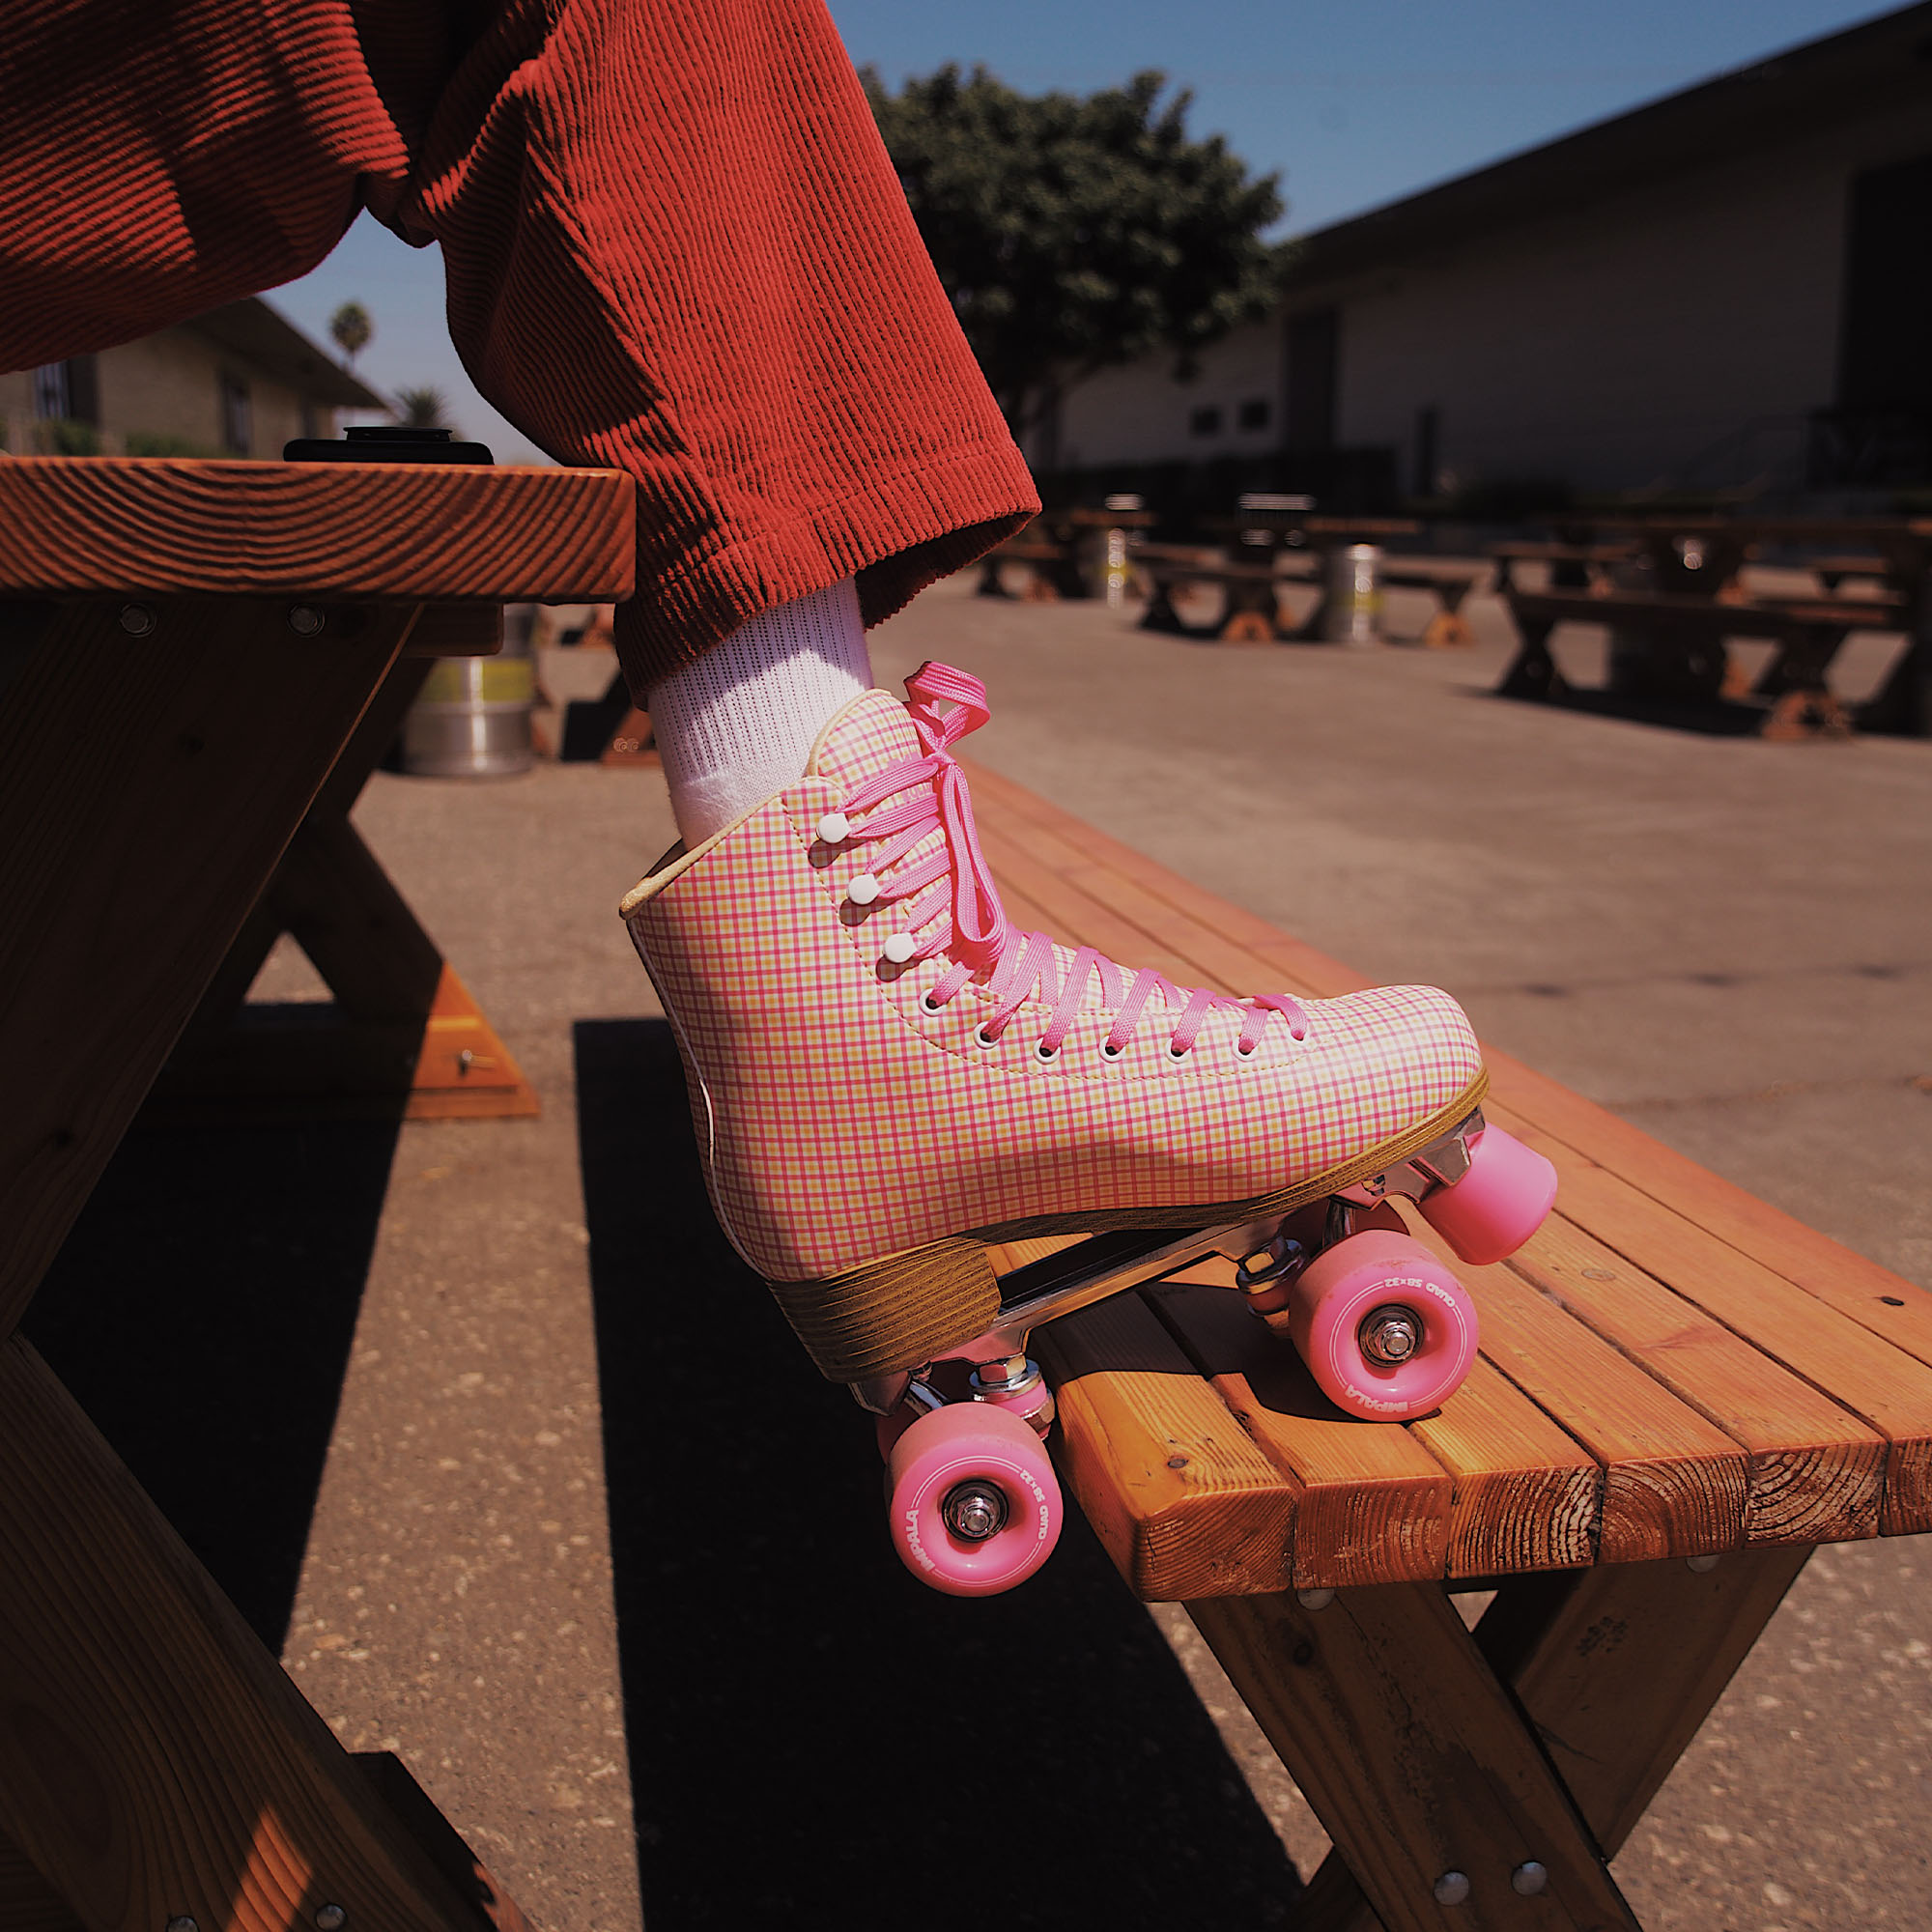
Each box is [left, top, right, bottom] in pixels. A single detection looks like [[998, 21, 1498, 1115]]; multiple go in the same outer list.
[[1510, 1861, 1548, 1896], [287, 604, 327, 636], [165, 1918, 199, 1932], [119, 603, 156, 635], [1296, 1587, 1335, 1610], [315, 1907, 348, 1930], [1686, 1553, 1721, 1574], [1433, 1870, 1471, 1905]]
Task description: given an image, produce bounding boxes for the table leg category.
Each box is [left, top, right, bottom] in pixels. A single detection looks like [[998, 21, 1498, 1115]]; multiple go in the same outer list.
[[1496, 613, 1566, 701], [0, 595, 412, 1337], [1188, 1582, 1640, 1931], [1206, 1548, 1812, 1931], [0, 1337, 503, 1932]]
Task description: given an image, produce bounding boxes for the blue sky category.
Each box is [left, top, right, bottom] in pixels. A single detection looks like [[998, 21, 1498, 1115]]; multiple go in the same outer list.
[[269, 0, 1897, 462]]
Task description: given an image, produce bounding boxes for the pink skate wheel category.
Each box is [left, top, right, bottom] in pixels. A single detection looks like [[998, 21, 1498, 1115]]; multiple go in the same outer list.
[[885, 1403, 1062, 1597], [1419, 1124, 1558, 1265], [1287, 1230, 1478, 1419]]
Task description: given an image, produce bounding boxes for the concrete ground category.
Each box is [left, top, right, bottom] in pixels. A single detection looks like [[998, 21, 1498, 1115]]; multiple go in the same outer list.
[[25, 571, 1931, 1931]]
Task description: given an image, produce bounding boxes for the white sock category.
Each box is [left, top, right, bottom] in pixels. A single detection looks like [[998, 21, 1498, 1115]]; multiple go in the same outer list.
[[646, 579, 873, 845]]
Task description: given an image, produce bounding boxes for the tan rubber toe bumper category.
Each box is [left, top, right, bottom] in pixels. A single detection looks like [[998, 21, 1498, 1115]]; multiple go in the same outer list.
[[768, 1070, 1489, 1382]]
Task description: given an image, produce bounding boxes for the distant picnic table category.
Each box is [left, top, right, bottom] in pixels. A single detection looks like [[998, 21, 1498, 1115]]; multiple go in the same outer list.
[[1493, 516, 1931, 738]]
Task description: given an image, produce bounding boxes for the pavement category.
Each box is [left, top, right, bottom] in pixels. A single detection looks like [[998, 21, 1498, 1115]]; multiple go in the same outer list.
[[24, 570, 1932, 1931]]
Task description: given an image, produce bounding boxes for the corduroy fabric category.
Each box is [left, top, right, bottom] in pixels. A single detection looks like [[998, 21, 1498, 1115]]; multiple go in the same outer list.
[[0, 0, 1038, 688]]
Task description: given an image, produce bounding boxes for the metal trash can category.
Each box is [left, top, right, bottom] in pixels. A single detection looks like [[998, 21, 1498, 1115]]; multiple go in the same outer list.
[[401, 609, 535, 777], [1101, 492, 1144, 607], [1321, 543, 1384, 645]]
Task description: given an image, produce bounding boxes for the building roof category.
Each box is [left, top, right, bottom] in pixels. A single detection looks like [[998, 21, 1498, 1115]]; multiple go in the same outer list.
[[1281, 1, 1932, 293], [187, 298, 385, 410]]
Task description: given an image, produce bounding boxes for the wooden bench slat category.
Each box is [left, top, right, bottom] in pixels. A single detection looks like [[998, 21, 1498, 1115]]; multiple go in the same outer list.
[[1034, 1294, 1300, 1602], [1502, 1218, 1884, 1548], [1511, 1143, 1932, 1536], [1145, 1283, 1454, 1589], [1443, 1254, 1749, 1563]]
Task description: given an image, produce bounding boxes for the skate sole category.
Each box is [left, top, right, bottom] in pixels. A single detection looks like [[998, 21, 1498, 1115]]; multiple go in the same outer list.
[[769, 1070, 1491, 1383]]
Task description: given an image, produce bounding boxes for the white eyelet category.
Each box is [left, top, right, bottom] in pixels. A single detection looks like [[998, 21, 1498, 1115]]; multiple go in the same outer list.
[[1034, 1040, 1060, 1064], [974, 1024, 1001, 1050], [920, 991, 946, 1017], [881, 930, 916, 965], [816, 810, 850, 844], [1168, 1042, 1192, 1061], [1100, 1041, 1124, 1060], [846, 871, 881, 907], [1236, 1041, 1257, 1058]]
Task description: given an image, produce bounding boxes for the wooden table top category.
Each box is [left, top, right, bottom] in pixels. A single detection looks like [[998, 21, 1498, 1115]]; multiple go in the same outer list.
[[0, 456, 636, 600], [961, 761, 1932, 1601]]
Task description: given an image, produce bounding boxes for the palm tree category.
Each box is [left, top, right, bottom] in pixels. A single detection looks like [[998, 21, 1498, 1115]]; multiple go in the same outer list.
[[328, 301, 373, 367], [395, 386, 452, 430]]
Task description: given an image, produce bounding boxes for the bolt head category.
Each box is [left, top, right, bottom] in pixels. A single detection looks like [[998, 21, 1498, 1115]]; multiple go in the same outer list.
[[119, 603, 156, 636], [287, 604, 326, 637], [313, 1908, 347, 1932], [942, 1480, 1008, 1543], [1686, 1553, 1721, 1574], [1433, 1870, 1471, 1906], [1511, 1861, 1548, 1896], [1295, 1586, 1336, 1611], [166, 1918, 200, 1932]]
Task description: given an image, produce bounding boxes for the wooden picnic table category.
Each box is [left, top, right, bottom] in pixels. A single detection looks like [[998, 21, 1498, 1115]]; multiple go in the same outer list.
[[0, 455, 633, 1932], [1494, 517, 1931, 736], [977, 504, 1159, 602], [959, 758, 1932, 1932]]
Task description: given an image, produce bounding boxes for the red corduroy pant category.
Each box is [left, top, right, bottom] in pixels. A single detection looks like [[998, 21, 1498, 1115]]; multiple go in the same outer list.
[[0, 0, 1037, 690]]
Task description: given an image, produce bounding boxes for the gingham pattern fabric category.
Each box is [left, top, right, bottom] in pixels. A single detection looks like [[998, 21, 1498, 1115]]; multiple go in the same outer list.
[[622, 684, 1483, 1282]]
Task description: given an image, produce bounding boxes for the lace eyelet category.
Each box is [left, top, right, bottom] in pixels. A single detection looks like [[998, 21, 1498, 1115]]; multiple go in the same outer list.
[[1100, 1041, 1124, 1060], [1236, 1042, 1258, 1059], [1034, 1040, 1060, 1064], [975, 1024, 1002, 1050], [1167, 1042, 1192, 1062], [920, 991, 946, 1017]]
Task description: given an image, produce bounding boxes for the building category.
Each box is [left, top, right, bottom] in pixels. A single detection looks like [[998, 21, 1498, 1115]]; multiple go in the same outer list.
[[1045, 2, 1932, 508], [0, 298, 383, 459]]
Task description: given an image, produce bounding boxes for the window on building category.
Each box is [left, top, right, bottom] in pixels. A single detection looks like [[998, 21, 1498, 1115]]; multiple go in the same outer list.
[[1237, 397, 1271, 433], [220, 373, 253, 455], [1188, 405, 1223, 438], [33, 362, 71, 420]]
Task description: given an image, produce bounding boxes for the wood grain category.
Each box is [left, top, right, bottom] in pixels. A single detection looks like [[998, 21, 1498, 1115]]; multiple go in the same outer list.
[[1509, 1216, 1884, 1547], [0, 597, 411, 1337], [1510, 1142, 1932, 1536], [0, 1340, 500, 1932], [0, 458, 635, 600], [1188, 1583, 1639, 1931], [1147, 1282, 1454, 1587], [0, 1826, 84, 1932], [1036, 1293, 1300, 1600]]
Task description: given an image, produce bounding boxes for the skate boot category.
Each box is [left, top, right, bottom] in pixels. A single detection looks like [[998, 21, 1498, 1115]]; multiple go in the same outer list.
[[621, 663, 1556, 1594]]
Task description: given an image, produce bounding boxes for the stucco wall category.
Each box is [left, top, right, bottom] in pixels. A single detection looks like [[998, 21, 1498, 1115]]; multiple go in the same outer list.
[[1046, 90, 1930, 492]]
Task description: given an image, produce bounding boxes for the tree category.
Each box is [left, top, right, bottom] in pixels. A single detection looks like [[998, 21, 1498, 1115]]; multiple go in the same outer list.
[[395, 385, 452, 430], [863, 67, 1286, 440], [329, 300, 372, 367]]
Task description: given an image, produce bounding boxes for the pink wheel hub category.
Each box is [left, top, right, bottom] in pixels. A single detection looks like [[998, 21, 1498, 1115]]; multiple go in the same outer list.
[[1420, 1123, 1558, 1266], [1287, 1229, 1479, 1419], [885, 1403, 1062, 1596]]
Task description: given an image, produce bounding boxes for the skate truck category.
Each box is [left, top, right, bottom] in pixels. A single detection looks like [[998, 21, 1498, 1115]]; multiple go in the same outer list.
[[862, 1108, 1557, 1597]]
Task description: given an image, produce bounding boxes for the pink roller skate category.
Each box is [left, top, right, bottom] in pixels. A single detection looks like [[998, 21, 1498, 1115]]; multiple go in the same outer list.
[[621, 664, 1557, 1595]]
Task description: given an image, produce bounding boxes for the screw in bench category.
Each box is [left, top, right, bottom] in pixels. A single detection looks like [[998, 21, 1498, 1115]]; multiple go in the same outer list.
[[314, 1910, 348, 1931], [1433, 1871, 1471, 1905], [119, 603, 156, 636], [166, 1918, 199, 1932], [1686, 1553, 1721, 1574], [287, 604, 327, 637], [1295, 1587, 1335, 1611], [1511, 1861, 1548, 1896]]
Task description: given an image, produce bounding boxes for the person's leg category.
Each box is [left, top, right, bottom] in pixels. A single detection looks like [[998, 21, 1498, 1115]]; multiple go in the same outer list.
[[647, 580, 870, 846]]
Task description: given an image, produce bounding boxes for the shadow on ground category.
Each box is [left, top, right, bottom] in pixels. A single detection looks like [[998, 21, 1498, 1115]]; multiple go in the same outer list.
[[575, 1017, 1304, 1931], [23, 1113, 399, 1649]]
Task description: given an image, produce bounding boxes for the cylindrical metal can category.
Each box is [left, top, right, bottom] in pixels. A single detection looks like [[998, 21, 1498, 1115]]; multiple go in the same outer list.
[[1102, 492, 1144, 608], [1321, 544, 1383, 645], [401, 610, 535, 777]]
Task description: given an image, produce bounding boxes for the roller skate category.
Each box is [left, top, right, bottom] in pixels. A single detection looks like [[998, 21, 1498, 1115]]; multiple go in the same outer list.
[[621, 663, 1557, 1597]]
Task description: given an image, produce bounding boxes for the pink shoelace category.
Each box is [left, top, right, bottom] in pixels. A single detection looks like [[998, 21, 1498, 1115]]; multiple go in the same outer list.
[[821, 662, 1309, 1061]]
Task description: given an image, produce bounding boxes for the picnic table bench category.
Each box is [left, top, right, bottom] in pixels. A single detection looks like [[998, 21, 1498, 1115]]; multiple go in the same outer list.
[[1495, 518, 1932, 737], [957, 757, 1932, 1932], [0, 455, 633, 1932], [977, 504, 1158, 603]]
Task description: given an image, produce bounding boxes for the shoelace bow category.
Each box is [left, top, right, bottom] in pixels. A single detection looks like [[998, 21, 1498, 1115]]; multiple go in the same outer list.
[[824, 662, 1308, 1060]]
